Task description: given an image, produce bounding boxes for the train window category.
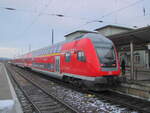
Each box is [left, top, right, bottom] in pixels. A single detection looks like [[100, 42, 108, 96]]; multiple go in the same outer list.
[[44, 49, 46, 55], [65, 52, 71, 62], [50, 48, 52, 54], [77, 51, 86, 62], [51, 46, 54, 53], [56, 45, 60, 53], [54, 46, 57, 53], [96, 46, 116, 67]]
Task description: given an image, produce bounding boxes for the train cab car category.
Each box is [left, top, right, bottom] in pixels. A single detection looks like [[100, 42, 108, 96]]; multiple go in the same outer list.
[[61, 33, 120, 88], [12, 33, 120, 90]]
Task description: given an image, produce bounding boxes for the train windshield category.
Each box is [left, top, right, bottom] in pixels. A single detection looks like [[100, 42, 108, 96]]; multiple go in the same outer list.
[[95, 44, 116, 68]]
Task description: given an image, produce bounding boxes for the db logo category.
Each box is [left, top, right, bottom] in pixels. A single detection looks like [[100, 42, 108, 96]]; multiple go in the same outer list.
[[108, 71, 112, 75]]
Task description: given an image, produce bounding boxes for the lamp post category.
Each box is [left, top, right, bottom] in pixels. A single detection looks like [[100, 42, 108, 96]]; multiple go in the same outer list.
[[52, 29, 54, 45], [51, 14, 64, 45]]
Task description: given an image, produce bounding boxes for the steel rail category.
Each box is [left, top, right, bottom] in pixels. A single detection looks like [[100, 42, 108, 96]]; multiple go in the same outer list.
[[8, 64, 150, 113], [7, 65, 79, 113], [89, 91, 150, 113], [6, 66, 42, 113]]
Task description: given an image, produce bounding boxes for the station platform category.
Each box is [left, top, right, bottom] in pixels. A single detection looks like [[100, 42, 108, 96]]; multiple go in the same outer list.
[[0, 63, 23, 113], [112, 72, 150, 101]]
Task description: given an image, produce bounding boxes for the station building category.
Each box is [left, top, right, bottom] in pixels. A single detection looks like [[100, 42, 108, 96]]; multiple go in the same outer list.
[[64, 30, 97, 41], [64, 25, 150, 72], [94, 25, 133, 36]]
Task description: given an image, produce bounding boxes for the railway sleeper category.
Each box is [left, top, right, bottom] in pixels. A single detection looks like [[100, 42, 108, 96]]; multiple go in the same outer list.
[[34, 101, 58, 105], [41, 107, 68, 113], [39, 104, 63, 110]]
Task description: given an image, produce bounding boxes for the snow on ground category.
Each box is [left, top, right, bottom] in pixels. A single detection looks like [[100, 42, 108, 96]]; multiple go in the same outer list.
[[49, 84, 138, 113]]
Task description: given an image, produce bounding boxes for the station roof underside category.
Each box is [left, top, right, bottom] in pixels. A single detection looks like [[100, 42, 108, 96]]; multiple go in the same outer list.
[[108, 26, 150, 47]]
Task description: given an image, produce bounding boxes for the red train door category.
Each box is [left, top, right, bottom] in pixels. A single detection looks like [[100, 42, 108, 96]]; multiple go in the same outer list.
[[55, 56, 60, 73]]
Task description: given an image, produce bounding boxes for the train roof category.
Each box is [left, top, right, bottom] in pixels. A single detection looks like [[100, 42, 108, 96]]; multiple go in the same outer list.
[[17, 33, 112, 59], [82, 33, 113, 44], [64, 30, 97, 37]]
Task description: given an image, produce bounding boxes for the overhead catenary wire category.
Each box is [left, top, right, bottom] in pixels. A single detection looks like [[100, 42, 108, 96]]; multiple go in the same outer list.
[[1, 0, 145, 24], [90, 0, 145, 22], [1, 0, 147, 37], [64, 19, 136, 35], [18, 0, 53, 38], [66, 0, 145, 33], [0, 6, 92, 22]]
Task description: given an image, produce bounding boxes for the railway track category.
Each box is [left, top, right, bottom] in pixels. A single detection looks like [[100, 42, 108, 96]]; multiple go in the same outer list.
[[90, 91, 150, 113], [7, 64, 150, 113], [7, 68, 35, 113], [6, 65, 78, 113]]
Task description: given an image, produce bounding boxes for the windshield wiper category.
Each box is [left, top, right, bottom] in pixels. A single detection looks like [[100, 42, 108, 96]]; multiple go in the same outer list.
[[105, 56, 114, 59]]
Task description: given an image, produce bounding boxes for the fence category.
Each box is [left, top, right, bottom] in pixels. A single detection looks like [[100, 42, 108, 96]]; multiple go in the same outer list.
[[122, 66, 150, 81]]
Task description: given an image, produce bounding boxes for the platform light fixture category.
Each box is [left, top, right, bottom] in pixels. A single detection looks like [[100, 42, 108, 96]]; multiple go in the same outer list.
[[51, 14, 64, 17], [5, 7, 16, 11], [98, 20, 103, 23], [56, 14, 64, 17]]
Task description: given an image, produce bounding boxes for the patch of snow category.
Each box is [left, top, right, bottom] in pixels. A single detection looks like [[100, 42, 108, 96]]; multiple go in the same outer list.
[[0, 100, 14, 113]]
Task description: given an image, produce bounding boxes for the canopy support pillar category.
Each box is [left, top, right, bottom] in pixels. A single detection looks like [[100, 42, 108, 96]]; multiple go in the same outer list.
[[130, 41, 134, 80]]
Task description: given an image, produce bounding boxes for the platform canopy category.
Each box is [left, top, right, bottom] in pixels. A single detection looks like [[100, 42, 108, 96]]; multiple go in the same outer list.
[[108, 26, 150, 80], [108, 26, 150, 48]]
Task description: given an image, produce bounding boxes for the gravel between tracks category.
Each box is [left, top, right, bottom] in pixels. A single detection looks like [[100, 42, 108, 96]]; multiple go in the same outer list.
[[10, 65, 138, 113]]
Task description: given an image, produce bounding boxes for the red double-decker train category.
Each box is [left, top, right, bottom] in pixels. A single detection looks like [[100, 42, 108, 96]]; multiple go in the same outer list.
[[11, 33, 120, 90]]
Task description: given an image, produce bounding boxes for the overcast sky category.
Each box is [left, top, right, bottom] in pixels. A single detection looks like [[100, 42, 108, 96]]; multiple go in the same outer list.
[[0, 0, 150, 58]]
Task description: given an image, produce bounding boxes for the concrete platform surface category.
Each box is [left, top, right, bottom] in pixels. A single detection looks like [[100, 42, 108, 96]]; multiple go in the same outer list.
[[113, 75, 150, 101], [0, 63, 23, 113]]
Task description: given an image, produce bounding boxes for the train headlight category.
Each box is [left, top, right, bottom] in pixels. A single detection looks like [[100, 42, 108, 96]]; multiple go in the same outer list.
[[101, 64, 105, 67]]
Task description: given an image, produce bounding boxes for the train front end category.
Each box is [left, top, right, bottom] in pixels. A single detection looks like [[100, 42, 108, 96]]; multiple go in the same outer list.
[[84, 33, 121, 90], [95, 40, 120, 84]]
